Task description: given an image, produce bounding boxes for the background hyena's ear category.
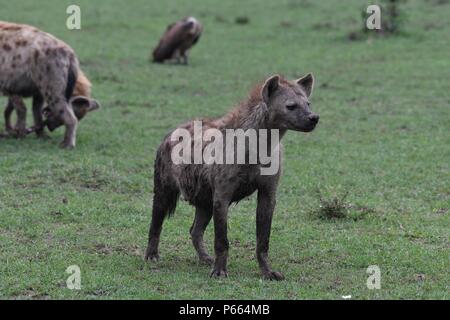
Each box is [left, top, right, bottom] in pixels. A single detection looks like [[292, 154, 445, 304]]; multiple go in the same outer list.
[[296, 73, 314, 97], [69, 96, 101, 120], [262, 75, 280, 104], [87, 98, 101, 112], [70, 96, 101, 113]]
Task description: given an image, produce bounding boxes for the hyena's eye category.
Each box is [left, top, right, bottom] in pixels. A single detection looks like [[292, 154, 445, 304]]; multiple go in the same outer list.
[[286, 103, 297, 111]]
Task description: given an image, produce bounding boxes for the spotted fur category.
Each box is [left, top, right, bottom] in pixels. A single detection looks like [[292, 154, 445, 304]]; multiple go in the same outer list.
[[0, 21, 99, 148]]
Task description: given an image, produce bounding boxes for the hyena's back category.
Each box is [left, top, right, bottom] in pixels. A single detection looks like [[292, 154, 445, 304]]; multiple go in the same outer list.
[[0, 21, 78, 98]]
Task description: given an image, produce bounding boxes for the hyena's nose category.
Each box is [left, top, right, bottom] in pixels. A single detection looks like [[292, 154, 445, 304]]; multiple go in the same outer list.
[[308, 113, 319, 124]]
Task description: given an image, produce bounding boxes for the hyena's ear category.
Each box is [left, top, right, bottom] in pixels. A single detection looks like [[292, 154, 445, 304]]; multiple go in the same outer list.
[[296, 73, 314, 98], [69, 96, 101, 119], [262, 75, 281, 104], [70, 96, 101, 112]]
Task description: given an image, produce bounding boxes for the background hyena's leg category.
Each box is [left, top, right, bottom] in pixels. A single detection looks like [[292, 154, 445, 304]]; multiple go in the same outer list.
[[31, 94, 47, 138], [145, 185, 179, 262], [58, 101, 77, 148], [45, 98, 77, 148], [11, 96, 27, 138], [4, 98, 15, 134], [256, 189, 284, 281], [190, 205, 214, 265], [210, 197, 230, 278]]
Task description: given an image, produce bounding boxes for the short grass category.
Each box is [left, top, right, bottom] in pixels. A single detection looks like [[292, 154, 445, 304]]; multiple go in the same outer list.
[[0, 0, 449, 299]]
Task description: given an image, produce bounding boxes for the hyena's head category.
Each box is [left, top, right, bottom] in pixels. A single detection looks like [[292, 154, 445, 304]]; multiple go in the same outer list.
[[43, 96, 100, 131], [262, 74, 319, 132]]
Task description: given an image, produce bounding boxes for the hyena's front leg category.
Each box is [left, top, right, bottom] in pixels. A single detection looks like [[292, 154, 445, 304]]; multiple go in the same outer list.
[[31, 94, 48, 139], [48, 100, 77, 149], [210, 196, 230, 278], [61, 105, 78, 149], [38, 62, 77, 148], [256, 189, 284, 281]]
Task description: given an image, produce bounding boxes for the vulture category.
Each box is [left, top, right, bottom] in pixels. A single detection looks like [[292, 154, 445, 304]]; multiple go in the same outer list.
[[152, 17, 203, 64]]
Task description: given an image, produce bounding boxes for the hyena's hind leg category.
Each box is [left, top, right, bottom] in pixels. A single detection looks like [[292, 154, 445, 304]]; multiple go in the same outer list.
[[4, 98, 15, 135], [145, 189, 179, 261], [145, 163, 179, 262], [7, 96, 27, 138], [190, 205, 214, 265]]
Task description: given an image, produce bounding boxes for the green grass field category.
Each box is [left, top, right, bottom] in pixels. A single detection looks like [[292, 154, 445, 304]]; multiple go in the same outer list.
[[0, 0, 449, 299]]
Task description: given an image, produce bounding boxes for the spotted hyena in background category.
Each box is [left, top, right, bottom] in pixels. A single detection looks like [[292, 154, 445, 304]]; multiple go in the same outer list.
[[4, 69, 97, 138], [0, 21, 100, 148], [145, 74, 319, 280]]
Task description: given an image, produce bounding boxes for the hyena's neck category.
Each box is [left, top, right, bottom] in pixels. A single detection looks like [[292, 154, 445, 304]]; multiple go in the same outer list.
[[211, 103, 286, 160], [234, 103, 286, 140], [209, 103, 286, 149]]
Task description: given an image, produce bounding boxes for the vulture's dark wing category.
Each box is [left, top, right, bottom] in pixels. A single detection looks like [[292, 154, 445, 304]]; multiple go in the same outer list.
[[152, 22, 187, 62], [191, 30, 201, 45]]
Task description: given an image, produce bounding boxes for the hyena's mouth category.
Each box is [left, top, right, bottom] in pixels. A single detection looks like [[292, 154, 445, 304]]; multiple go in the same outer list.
[[41, 119, 57, 132], [303, 124, 317, 132], [295, 121, 318, 132], [46, 123, 59, 132], [291, 120, 318, 132]]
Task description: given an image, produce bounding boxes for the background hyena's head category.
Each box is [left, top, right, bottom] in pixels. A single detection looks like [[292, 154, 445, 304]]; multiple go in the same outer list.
[[262, 74, 319, 132], [43, 96, 100, 131]]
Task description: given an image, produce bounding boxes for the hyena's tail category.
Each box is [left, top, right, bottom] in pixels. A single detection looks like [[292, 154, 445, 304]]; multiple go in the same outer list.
[[152, 149, 179, 218]]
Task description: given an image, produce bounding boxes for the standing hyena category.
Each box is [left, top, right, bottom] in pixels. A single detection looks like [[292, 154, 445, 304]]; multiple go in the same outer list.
[[145, 74, 319, 280], [0, 21, 98, 148]]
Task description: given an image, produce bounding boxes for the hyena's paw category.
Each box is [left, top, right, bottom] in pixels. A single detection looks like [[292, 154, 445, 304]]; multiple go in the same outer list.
[[144, 247, 159, 262], [5, 127, 15, 136], [35, 130, 50, 140], [59, 140, 75, 149], [147, 255, 159, 263], [262, 271, 285, 281], [210, 268, 228, 278], [14, 128, 27, 139], [199, 255, 214, 266]]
